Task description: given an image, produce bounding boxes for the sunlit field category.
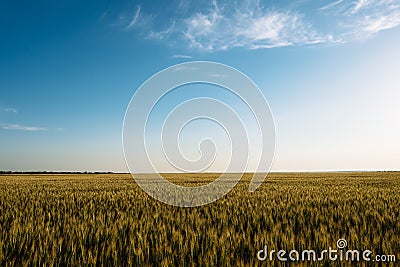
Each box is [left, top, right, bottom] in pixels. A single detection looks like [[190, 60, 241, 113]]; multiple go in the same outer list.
[[0, 172, 399, 266]]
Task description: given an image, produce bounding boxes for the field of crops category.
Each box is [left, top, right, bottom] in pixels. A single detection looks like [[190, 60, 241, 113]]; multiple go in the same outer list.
[[0, 172, 399, 266]]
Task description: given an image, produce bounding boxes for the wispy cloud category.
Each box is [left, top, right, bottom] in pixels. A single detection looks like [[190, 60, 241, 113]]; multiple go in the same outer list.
[[172, 54, 192, 59], [349, 0, 373, 14], [0, 124, 46, 131], [360, 10, 400, 34], [171, 65, 198, 72], [3, 108, 17, 113], [119, 0, 400, 52], [211, 73, 229, 78], [126, 5, 141, 29], [148, 21, 176, 40], [182, 1, 332, 51], [117, 4, 153, 31], [341, 0, 400, 38], [320, 0, 345, 11]]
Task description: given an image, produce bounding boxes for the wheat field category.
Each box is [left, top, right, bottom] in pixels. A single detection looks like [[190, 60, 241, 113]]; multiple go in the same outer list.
[[0, 172, 399, 266]]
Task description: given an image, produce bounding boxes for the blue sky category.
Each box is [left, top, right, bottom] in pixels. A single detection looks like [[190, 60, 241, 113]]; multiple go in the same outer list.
[[1, 0, 399, 172]]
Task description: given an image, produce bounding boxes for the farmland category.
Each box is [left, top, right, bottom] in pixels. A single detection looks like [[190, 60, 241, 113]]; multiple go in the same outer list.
[[0, 172, 399, 266]]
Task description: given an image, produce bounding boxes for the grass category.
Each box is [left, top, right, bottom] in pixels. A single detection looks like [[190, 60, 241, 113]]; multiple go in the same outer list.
[[0, 172, 399, 266]]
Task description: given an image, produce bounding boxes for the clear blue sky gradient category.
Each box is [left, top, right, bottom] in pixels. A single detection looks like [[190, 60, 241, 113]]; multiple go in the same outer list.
[[1, 0, 399, 171]]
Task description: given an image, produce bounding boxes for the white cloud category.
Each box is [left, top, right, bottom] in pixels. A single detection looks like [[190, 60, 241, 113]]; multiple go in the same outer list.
[[121, 5, 154, 31], [171, 65, 198, 72], [349, 0, 374, 14], [147, 21, 176, 40], [361, 11, 400, 34], [126, 5, 141, 29], [1, 124, 46, 131], [181, 3, 330, 51], [172, 54, 192, 59], [341, 0, 400, 38], [3, 108, 17, 113], [210, 73, 228, 78], [320, 0, 345, 11], [120, 0, 400, 52]]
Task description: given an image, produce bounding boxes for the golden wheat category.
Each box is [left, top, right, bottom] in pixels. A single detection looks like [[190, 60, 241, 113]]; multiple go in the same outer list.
[[0, 172, 399, 266]]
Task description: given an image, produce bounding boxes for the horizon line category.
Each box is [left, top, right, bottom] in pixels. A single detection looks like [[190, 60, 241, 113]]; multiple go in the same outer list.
[[1, 170, 399, 174]]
